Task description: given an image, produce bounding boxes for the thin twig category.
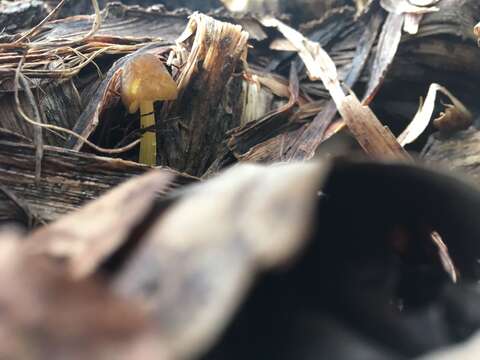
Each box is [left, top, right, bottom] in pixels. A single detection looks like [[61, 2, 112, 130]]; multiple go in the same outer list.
[[28, 0, 102, 48], [14, 56, 43, 183]]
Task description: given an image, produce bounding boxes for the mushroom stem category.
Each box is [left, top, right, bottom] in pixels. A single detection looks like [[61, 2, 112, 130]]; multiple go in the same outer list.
[[139, 101, 156, 166]]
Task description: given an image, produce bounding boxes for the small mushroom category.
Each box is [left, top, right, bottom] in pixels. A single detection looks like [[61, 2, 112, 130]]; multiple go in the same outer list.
[[121, 53, 178, 166]]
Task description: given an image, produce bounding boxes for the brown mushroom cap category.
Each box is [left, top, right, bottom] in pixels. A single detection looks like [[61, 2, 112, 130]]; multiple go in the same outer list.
[[120, 53, 178, 114]]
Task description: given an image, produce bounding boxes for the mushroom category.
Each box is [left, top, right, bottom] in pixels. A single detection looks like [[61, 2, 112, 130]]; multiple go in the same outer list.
[[121, 53, 178, 166]]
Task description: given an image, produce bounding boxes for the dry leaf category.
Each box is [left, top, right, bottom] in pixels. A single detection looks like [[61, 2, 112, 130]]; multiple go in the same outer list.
[[398, 83, 472, 146], [173, 13, 249, 102]]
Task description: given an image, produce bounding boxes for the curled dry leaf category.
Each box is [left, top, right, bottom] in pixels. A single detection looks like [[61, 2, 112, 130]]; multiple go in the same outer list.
[[398, 83, 472, 146], [270, 38, 300, 52], [113, 162, 329, 358], [380, 0, 438, 35], [433, 104, 473, 135], [253, 71, 291, 99]]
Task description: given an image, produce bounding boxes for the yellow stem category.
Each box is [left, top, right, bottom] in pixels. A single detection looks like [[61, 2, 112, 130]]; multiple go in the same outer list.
[[139, 101, 156, 166]]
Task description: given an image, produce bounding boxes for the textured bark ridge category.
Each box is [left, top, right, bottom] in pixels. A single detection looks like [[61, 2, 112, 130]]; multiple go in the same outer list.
[[158, 13, 249, 176], [0, 140, 194, 225]]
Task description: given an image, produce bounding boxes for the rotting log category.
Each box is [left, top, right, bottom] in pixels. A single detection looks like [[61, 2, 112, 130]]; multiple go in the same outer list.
[[158, 13, 249, 176]]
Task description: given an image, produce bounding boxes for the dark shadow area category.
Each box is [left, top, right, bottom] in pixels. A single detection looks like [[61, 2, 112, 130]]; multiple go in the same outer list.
[[203, 161, 480, 359]]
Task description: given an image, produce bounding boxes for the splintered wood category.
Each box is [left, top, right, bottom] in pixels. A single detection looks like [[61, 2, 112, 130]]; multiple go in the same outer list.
[[158, 13, 249, 175], [261, 16, 410, 161]]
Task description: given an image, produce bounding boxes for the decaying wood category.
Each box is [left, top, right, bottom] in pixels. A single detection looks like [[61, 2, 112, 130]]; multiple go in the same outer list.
[[157, 13, 249, 175], [0, 3, 191, 150], [284, 8, 384, 160], [423, 128, 480, 181], [261, 15, 410, 161], [222, 0, 480, 166], [364, 11, 404, 102], [1, 1, 480, 358], [0, 140, 194, 225], [338, 94, 411, 160]]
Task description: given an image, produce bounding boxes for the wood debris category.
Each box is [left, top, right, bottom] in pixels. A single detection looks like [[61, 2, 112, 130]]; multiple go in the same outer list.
[[1, 0, 480, 359]]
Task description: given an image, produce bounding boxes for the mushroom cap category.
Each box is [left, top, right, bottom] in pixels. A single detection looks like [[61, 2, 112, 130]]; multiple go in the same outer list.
[[121, 53, 178, 114]]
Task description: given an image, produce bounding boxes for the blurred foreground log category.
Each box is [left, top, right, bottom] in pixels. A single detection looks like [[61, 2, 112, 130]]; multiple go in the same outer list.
[[2, 160, 480, 359]]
